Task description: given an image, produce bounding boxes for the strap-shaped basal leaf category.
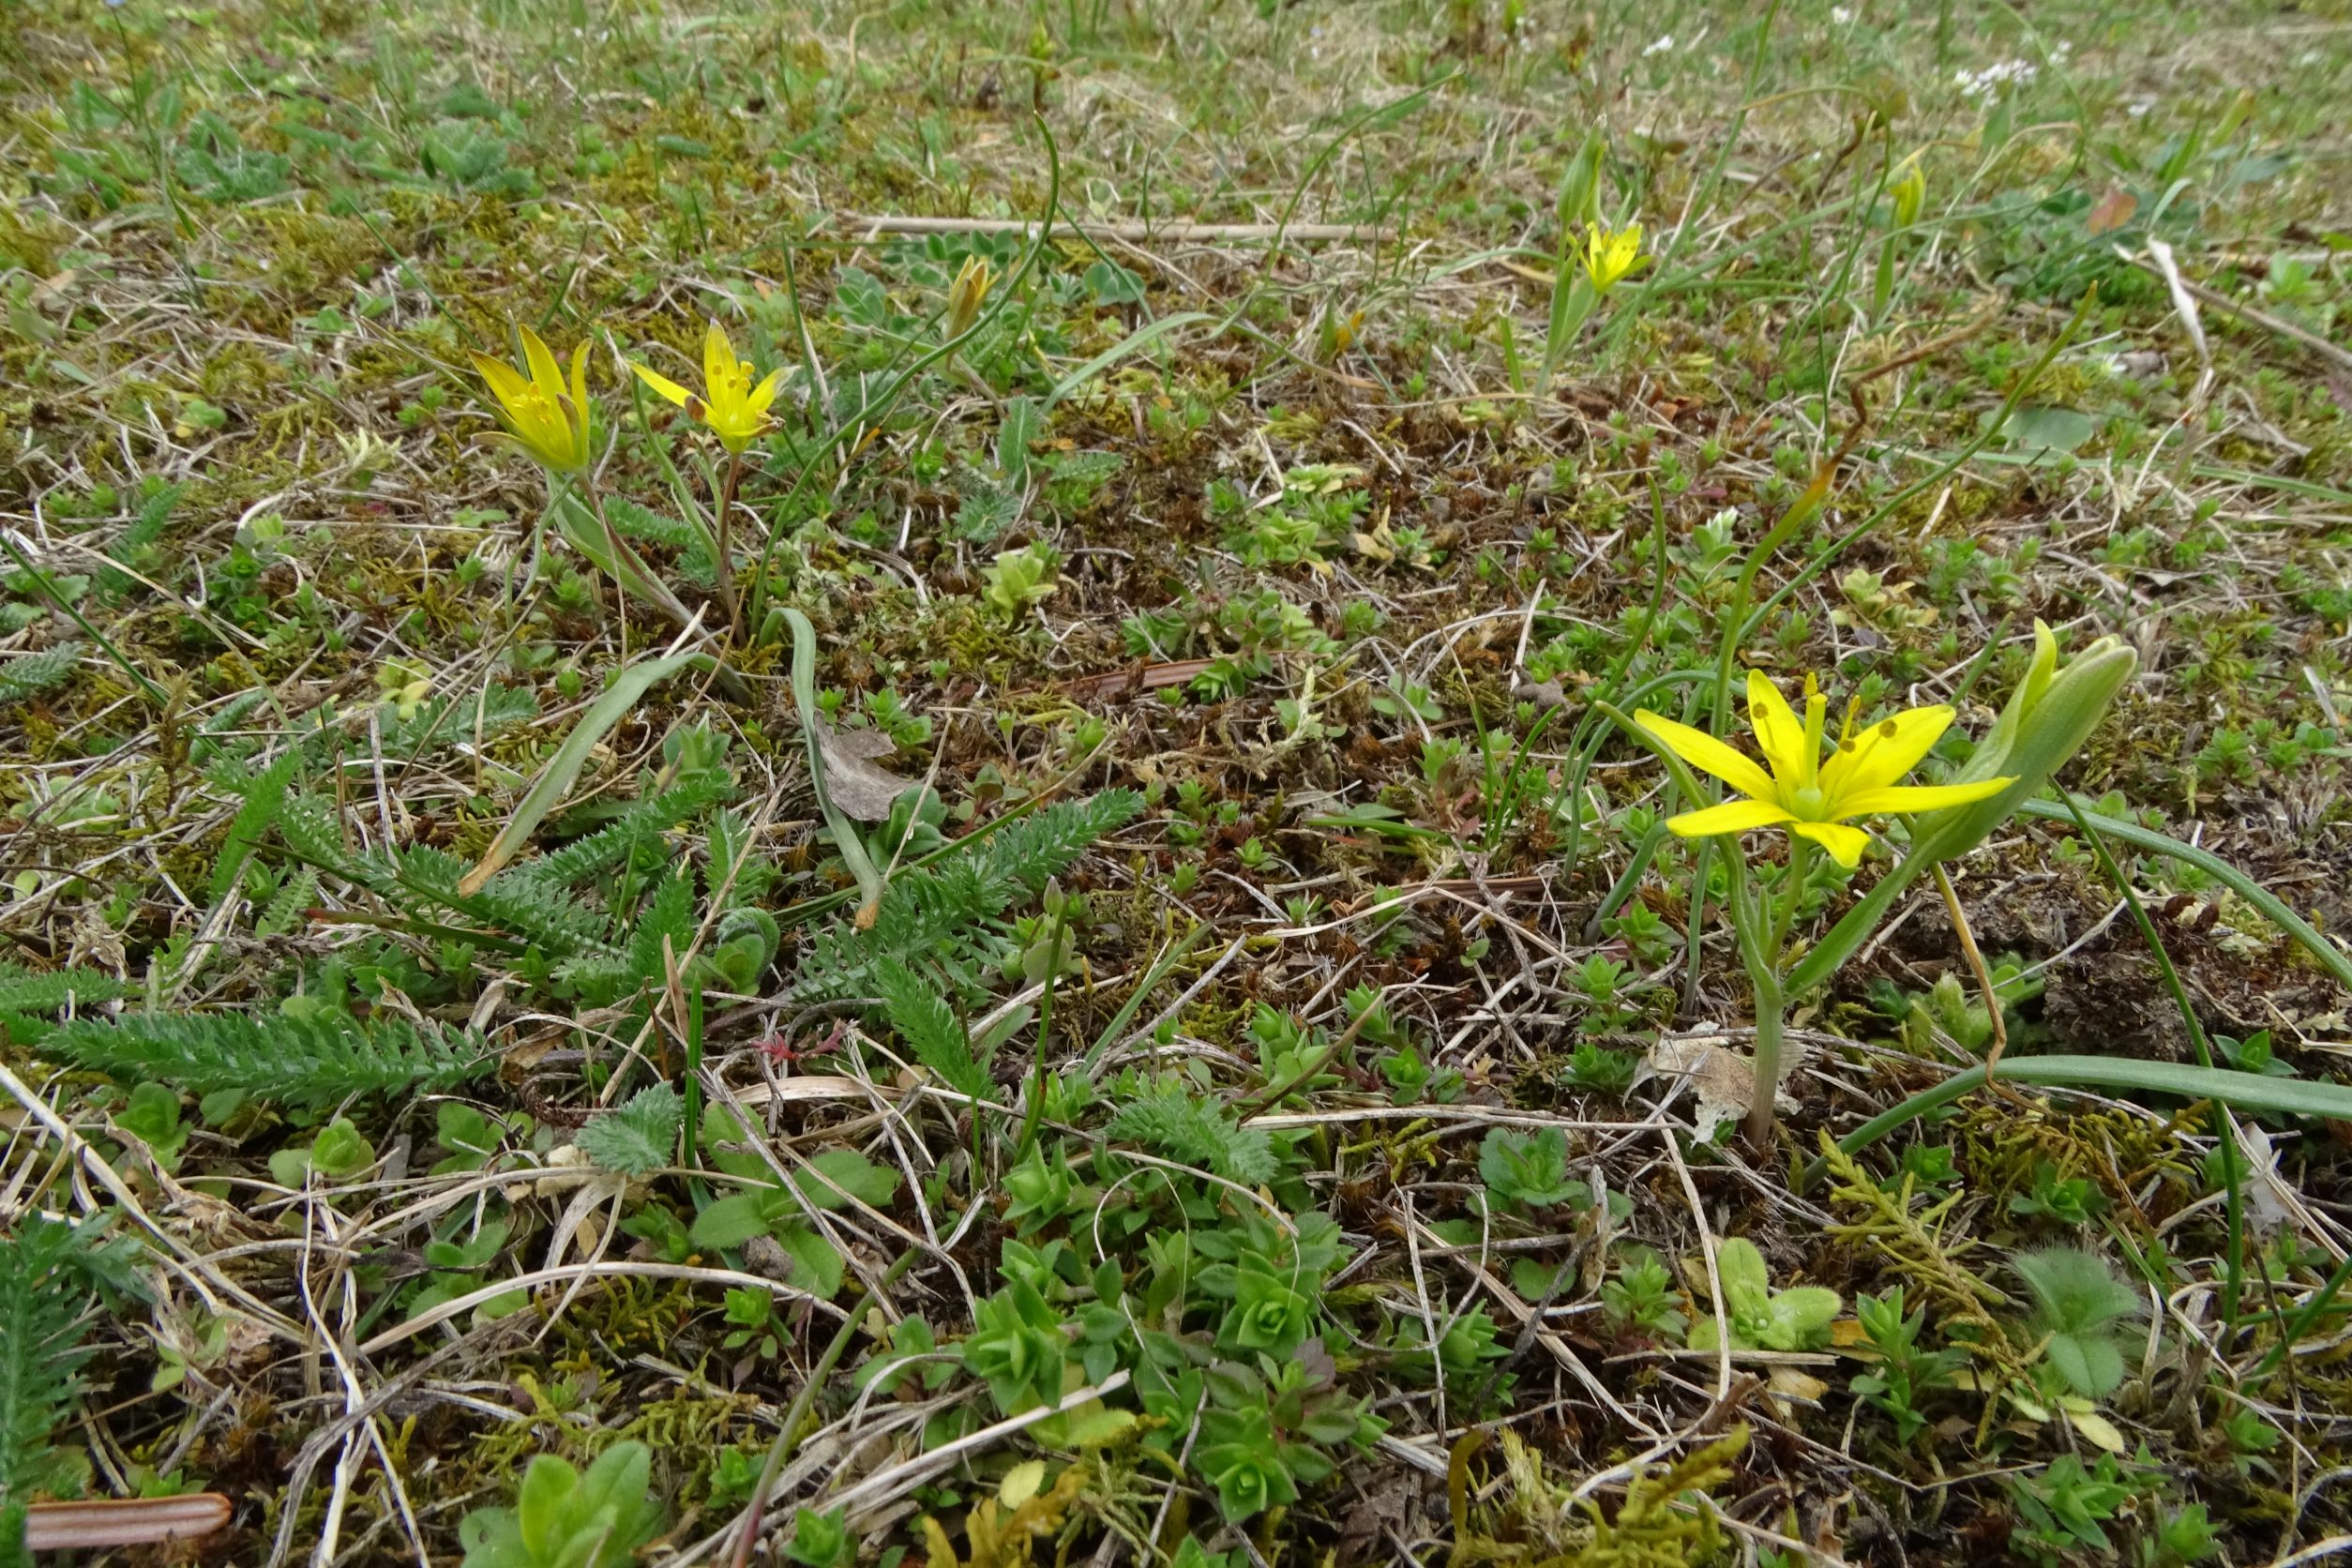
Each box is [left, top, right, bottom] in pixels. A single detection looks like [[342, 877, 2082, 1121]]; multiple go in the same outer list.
[[460, 651, 707, 895], [2017, 798, 2352, 991], [1811, 1056, 2352, 1189]]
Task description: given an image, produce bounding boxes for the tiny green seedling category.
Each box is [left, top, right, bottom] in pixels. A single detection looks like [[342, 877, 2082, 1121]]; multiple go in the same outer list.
[[1691, 1238, 1842, 1352], [458, 1441, 663, 1568]]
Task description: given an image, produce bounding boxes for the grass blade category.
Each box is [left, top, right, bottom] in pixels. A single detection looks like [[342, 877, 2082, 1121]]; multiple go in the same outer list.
[[2017, 798, 2352, 991]]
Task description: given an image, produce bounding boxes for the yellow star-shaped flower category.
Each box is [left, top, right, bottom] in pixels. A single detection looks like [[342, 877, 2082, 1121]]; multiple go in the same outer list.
[[1635, 671, 2015, 867], [629, 320, 781, 455], [1581, 220, 1647, 294], [470, 324, 593, 475]]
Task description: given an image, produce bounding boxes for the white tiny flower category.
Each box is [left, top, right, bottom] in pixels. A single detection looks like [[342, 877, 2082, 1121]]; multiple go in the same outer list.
[[1832, 5, 1852, 21], [1643, 33, 1675, 55]]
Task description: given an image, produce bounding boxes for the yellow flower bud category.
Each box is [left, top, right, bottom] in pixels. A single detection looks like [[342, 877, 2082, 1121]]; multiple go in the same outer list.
[[945, 255, 995, 339], [1890, 160, 1927, 229]]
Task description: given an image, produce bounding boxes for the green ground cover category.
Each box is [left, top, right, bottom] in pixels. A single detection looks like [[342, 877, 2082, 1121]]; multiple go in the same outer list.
[[2, 0, 2351, 1563]]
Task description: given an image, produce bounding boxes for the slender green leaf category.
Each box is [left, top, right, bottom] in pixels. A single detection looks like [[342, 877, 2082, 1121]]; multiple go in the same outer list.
[[2017, 799, 2352, 991], [1043, 313, 1214, 410], [460, 653, 704, 894]]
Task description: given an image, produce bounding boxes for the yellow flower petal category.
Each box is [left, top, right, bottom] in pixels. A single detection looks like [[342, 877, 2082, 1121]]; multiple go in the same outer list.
[[472, 352, 534, 410], [1666, 798, 1798, 837], [520, 324, 565, 403], [1790, 819, 1872, 867], [1634, 710, 1780, 804], [1745, 671, 1809, 784], [1820, 704, 1954, 798], [703, 320, 734, 395], [1832, 776, 2013, 818], [630, 362, 693, 409]]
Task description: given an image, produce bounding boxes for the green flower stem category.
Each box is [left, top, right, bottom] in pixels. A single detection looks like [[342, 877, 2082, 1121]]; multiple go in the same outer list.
[[1771, 836, 1813, 965], [1598, 697, 1802, 1146], [1871, 231, 1902, 323], [713, 447, 744, 633], [1538, 277, 1598, 392], [1743, 967, 1787, 1150], [1015, 891, 1069, 1159], [743, 120, 1064, 634], [728, 1245, 921, 1568]]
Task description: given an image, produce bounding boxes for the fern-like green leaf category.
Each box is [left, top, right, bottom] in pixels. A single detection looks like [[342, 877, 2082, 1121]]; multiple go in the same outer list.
[[96, 480, 179, 597], [975, 792, 1142, 891], [504, 770, 731, 891], [274, 792, 382, 887], [210, 749, 301, 901], [46, 1011, 490, 1107], [395, 844, 613, 955], [605, 498, 714, 582], [875, 957, 990, 1101], [376, 683, 539, 757], [789, 791, 1140, 1004], [622, 870, 696, 991], [256, 867, 318, 937], [0, 962, 132, 1015], [577, 1084, 683, 1177], [1107, 1084, 1274, 1185], [0, 643, 82, 704], [0, 1218, 104, 1557], [190, 687, 271, 765]]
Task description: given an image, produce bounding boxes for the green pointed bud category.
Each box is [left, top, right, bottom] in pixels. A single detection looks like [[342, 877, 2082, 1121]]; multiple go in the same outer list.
[[1557, 129, 1605, 234], [1786, 622, 2136, 997], [1890, 159, 1926, 229], [1906, 620, 2137, 867]]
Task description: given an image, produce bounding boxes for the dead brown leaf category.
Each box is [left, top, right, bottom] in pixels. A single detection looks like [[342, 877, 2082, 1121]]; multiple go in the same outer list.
[[815, 719, 919, 821]]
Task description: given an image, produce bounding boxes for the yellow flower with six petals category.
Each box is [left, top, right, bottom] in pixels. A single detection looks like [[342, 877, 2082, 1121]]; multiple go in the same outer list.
[[1581, 220, 1647, 294], [628, 321, 781, 454], [1635, 671, 2014, 868], [470, 324, 593, 475]]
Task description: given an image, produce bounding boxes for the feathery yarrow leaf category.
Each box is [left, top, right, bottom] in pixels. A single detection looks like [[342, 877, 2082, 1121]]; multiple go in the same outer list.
[[1108, 1084, 1275, 1185], [0, 1218, 111, 1542], [875, 957, 991, 1101], [0, 643, 82, 704], [790, 791, 1140, 1003], [45, 1010, 491, 1107], [0, 962, 132, 1016]]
